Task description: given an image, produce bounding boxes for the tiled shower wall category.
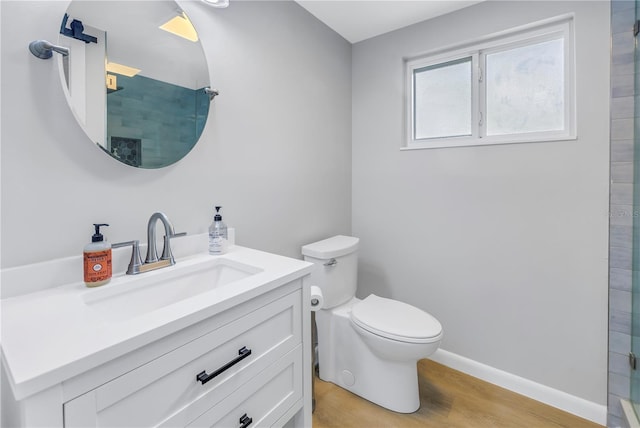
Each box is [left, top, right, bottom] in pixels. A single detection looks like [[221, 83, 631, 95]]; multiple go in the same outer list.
[[107, 75, 209, 168], [609, 1, 636, 426]]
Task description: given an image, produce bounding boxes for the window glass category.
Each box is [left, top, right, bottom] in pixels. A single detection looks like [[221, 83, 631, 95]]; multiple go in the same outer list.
[[413, 57, 472, 140], [485, 38, 565, 136], [405, 17, 573, 149]]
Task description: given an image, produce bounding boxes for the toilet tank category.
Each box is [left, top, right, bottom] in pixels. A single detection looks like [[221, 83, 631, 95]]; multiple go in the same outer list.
[[301, 235, 359, 309]]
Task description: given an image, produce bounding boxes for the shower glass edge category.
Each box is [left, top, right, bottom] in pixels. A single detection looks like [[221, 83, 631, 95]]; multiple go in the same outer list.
[[631, 0, 640, 419]]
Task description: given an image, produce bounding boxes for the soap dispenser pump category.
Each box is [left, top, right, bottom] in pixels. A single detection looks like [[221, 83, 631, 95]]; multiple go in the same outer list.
[[209, 206, 228, 255], [84, 223, 112, 287]]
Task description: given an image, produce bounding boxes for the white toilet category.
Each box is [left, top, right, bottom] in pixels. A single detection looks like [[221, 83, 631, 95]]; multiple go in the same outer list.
[[302, 235, 443, 413]]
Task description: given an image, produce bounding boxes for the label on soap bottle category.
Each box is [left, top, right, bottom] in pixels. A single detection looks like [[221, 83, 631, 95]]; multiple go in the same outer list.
[[209, 235, 227, 255], [84, 249, 112, 283]]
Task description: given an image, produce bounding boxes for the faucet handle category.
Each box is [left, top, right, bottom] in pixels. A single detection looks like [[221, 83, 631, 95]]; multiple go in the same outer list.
[[161, 232, 187, 263], [113, 240, 143, 275]]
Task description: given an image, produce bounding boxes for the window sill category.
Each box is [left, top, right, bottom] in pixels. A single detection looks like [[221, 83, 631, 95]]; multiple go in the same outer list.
[[402, 133, 577, 151]]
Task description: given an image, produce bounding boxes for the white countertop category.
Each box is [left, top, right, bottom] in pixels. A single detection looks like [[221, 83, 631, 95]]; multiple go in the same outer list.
[[1, 244, 312, 401]]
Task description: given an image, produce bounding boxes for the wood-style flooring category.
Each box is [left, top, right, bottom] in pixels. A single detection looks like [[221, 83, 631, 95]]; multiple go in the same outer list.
[[312, 359, 603, 428]]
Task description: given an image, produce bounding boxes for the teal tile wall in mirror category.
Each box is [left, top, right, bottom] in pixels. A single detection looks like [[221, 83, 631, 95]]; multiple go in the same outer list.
[[107, 75, 209, 169]]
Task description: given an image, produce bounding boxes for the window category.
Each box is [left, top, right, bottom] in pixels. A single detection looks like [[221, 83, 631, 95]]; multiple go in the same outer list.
[[414, 57, 472, 139], [406, 16, 574, 149]]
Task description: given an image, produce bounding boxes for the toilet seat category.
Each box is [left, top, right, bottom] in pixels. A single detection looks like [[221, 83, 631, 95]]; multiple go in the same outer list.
[[351, 294, 442, 344]]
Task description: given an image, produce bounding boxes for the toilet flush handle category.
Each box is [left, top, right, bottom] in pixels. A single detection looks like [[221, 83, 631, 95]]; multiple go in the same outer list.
[[324, 258, 338, 267]]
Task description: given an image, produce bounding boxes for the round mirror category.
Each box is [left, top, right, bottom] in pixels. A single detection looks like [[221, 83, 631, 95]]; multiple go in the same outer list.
[[58, 1, 211, 168]]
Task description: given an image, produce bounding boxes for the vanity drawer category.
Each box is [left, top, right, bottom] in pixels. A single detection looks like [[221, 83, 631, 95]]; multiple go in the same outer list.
[[186, 345, 303, 428], [64, 290, 301, 428]]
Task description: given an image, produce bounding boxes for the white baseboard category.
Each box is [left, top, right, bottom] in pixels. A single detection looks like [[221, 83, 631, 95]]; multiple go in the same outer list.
[[429, 349, 607, 426]]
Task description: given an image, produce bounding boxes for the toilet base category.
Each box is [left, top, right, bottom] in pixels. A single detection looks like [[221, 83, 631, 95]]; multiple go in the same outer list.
[[324, 351, 421, 413], [315, 299, 424, 413]]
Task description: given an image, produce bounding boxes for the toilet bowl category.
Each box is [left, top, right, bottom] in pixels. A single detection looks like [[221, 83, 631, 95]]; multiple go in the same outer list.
[[351, 294, 443, 361], [302, 235, 443, 413]]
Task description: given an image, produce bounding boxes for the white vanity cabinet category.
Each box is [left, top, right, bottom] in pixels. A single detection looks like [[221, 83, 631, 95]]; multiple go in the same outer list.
[[1, 245, 313, 428], [65, 287, 304, 427]]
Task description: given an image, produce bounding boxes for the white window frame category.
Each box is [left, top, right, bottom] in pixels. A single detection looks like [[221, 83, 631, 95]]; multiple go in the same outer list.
[[404, 15, 575, 150]]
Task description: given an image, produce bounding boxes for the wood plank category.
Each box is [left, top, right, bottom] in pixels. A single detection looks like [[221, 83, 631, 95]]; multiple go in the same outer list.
[[312, 359, 603, 427]]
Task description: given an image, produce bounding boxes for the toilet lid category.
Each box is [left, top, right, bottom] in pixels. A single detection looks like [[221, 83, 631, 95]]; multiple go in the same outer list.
[[351, 294, 442, 343]]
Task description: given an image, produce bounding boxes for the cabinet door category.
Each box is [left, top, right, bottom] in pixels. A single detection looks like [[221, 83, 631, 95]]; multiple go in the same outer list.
[[64, 290, 301, 427], [186, 346, 303, 428]]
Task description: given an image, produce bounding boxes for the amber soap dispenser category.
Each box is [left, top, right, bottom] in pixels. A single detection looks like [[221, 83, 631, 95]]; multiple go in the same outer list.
[[83, 223, 112, 287]]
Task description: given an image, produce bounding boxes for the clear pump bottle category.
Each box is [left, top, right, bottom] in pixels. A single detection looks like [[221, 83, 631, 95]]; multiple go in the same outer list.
[[208, 206, 228, 255]]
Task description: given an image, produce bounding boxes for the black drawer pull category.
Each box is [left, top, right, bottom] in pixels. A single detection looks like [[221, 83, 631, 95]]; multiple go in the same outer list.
[[239, 413, 253, 428], [196, 347, 252, 385]]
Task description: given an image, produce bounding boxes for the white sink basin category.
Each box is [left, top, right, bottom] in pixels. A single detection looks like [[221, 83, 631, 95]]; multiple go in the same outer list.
[[82, 257, 262, 322]]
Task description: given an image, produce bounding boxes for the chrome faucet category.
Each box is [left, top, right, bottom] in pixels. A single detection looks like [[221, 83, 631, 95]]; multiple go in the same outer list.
[[113, 212, 186, 275], [146, 212, 179, 264]]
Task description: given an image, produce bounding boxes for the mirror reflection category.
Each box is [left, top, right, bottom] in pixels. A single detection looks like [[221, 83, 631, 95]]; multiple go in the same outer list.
[[59, 1, 210, 168]]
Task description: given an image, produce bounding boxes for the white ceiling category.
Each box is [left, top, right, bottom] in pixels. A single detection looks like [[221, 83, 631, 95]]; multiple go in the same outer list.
[[294, 1, 485, 44]]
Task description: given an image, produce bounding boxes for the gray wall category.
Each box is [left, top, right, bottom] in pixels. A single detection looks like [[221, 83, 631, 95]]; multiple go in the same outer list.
[[0, 1, 352, 268], [352, 0, 610, 406]]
